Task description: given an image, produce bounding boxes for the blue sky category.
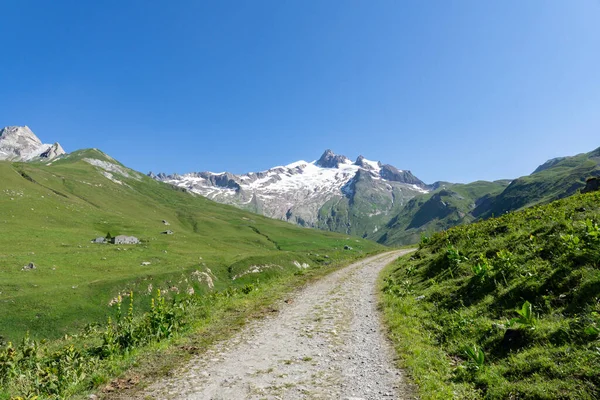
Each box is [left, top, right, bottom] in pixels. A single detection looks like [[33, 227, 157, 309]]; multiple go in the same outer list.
[[1, 1, 598, 183]]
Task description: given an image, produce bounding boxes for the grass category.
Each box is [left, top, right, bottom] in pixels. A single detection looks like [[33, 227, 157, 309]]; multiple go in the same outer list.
[[374, 180, 510, 246], [0, 150, 385, 398], [376, 146, 599, 247], [1, 252, 374, 399], [380, 190, 600, 399], [0, 151, 383, 341]]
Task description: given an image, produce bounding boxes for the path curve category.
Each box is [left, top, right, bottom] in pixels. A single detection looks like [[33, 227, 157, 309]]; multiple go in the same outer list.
[[140, 250, 415, 399]]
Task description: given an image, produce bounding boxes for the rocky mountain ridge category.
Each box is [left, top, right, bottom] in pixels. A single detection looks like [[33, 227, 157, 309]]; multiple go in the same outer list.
[[150, 149, 429, 237], [0, 126, 65, 162], [4, 125, 598, 246]]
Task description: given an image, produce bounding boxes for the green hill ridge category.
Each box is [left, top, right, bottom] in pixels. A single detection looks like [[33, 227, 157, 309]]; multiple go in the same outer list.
[[376, 146, 600, 246]]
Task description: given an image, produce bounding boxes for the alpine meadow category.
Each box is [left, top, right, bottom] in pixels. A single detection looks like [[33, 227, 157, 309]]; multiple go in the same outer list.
[[2, 1, 600, 398]]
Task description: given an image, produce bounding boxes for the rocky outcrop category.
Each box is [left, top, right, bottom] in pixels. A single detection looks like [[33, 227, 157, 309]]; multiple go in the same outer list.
[[0, 126, 65, 161], [355, 155, 380, 170], [151, 149, 429, 238], [581, 177, 599, 193], [316, 149, 351, 168], [379, 164, 426, 187], [40, 142, 65, 159]]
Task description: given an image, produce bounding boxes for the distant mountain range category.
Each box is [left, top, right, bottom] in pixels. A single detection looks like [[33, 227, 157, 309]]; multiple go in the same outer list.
[[150, 149, 430, 239], [3, 125, 599, 245], [152, 145, 600, 245]]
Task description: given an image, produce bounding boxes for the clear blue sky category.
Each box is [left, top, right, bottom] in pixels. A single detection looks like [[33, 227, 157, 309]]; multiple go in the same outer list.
[[1, 1, 599, 183]]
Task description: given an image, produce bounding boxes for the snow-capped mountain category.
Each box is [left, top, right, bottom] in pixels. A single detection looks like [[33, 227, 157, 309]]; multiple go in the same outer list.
[[151, 149, 430, 237], [0, 126, 65, 161]]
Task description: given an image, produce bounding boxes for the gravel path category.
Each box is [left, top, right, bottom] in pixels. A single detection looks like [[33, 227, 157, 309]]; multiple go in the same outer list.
[[140, 250, 415, 399]]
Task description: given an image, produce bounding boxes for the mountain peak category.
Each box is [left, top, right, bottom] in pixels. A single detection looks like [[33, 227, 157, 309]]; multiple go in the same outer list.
[[0, 125, 65, 161], [315, 149, 350, 168], [355, 155, 381, 171]]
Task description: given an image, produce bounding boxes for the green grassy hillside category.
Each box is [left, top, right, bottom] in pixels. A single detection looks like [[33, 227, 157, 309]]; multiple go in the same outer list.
[[376, 146, 599, 247], [374, 180, 510, 246], [475, 147, 600, 219], [381, 191, 600, 399], [0, 150, 383, 341]]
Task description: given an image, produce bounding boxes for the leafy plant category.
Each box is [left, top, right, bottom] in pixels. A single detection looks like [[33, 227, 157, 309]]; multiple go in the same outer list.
[[241, 284, 255, 294], [509, 301, 536, 329], [470, 255, 491, 280], [446, 245, 468, 278], [560, 233, 581, 252], [463, 344, 485, 369], [382, 277, 414, 298], [584, 312, 600, 337], [0, 341, 17, 385], [584, 218, 600, 239]]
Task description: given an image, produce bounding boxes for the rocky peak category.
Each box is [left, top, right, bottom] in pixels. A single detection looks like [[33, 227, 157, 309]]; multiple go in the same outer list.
[[379, 164, 426, 187], [40, 142, 65, 159], [315, 149, 350, 168], [355, 155, 381, 170], [0, 126, 65, 161]]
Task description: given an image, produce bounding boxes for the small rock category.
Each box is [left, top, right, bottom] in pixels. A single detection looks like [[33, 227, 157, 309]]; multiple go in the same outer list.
[[22, 262, 36, 271]]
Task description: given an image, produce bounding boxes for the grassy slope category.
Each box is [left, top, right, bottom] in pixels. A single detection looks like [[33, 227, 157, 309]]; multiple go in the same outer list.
[[376, 147, 600, 247], [476, 147, 600, 219], [381, 191, 600, 399], [0, 150, 383, 341], [374, 180, 510, 246]]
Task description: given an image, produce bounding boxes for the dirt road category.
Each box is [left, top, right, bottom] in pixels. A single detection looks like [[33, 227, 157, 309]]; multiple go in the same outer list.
[[140, 250, 415, 399]]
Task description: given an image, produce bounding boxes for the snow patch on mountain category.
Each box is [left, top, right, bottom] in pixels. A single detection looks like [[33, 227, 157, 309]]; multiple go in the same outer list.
[[151, 150, 430, 229]]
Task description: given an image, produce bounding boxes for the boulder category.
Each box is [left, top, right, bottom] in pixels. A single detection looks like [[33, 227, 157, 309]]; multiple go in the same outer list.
[[581, 177, 599, 194], [111, 235, 140, 245], [22, 262, 36, 270]]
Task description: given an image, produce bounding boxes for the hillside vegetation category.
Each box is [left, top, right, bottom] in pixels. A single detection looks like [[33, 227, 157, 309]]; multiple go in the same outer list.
[[0, 149, 385, 398], [477, 147, 600, 220], [0, 149, 382, 341], [381, 191, 600, 399], [377, 146, 600, 246], [374, 180, 510, 245]]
